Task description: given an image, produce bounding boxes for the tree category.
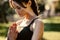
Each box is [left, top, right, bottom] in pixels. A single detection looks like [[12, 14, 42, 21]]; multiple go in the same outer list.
[[0, 0, 15, 23]]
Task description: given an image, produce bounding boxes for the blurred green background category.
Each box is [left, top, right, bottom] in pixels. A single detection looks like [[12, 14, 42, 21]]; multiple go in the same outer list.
[[0, 0, 60, 40]]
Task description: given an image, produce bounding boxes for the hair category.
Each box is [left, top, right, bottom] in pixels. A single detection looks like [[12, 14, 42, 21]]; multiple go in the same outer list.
[[13, 0, 39, 16]]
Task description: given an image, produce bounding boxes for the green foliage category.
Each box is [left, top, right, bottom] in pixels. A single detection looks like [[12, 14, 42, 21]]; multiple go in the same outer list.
[[0, 1, 15, 15], [0, 1, 15, 23], [0, 26, 8, 37], [44, 23, 60, 31]]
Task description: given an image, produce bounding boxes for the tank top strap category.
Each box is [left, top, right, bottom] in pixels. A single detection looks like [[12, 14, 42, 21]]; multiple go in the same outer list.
[[28, 18, 38, 28]]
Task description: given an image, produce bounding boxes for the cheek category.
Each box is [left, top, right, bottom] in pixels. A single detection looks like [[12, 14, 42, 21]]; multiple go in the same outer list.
[[15, 9, 26, 17], [15, 9, 22, 16], [21, 10, 27, 15]]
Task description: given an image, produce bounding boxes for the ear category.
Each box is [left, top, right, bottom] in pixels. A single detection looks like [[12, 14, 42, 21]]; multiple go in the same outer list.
[[27, 0, 32, 7]]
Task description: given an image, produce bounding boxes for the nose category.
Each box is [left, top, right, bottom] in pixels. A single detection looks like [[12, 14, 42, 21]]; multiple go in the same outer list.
[[15, 9, 20, 13]]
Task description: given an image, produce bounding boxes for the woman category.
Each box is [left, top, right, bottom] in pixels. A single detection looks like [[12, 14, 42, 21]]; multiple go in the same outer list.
[[7, 0, 44, 40]]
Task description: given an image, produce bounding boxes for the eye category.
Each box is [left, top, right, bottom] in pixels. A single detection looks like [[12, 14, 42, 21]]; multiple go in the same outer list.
[[16, 6, 21, 9]]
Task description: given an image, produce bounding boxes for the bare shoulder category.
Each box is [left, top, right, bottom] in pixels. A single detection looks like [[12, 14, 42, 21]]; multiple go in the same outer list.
[[34, 18, 44, 24], [35, 19, 44, 28], [32, 18, 44, 30]]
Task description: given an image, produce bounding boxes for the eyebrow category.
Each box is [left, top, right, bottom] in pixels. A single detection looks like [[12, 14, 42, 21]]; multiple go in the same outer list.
[[13, 1, 27, 8]]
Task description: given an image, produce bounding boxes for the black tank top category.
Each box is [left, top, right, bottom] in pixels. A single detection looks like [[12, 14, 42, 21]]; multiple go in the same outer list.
[[16, 18, 38, 40]]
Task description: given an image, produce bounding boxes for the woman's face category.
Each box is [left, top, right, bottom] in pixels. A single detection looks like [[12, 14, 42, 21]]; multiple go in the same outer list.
[[9, 1, 31, 17]]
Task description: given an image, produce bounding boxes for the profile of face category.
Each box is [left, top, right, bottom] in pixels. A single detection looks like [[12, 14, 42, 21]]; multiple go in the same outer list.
[[9, 0, 32, 17]]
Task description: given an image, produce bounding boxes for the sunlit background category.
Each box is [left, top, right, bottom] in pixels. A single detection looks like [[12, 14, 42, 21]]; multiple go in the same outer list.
[[0, 0, 60, 40]]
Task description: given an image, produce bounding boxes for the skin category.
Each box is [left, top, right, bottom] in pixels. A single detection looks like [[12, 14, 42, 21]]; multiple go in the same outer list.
[[8, 0, 44, 40]]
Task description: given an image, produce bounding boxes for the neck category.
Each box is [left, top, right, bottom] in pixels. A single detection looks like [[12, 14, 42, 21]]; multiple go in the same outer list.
[[27, 7, 37, 17], [25, 14, 37, 21], [25, 12, 37, 21], [24, 7, 37, 21]]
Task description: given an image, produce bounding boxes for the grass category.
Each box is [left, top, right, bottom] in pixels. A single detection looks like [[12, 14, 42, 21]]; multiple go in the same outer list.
[[0, 37, 6, 40], [43, 16, 60, 23], [43, 31, 60, 40]]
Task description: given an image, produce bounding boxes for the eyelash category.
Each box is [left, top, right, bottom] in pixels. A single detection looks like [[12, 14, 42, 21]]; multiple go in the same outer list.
[[17, 6, 21, 9]]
